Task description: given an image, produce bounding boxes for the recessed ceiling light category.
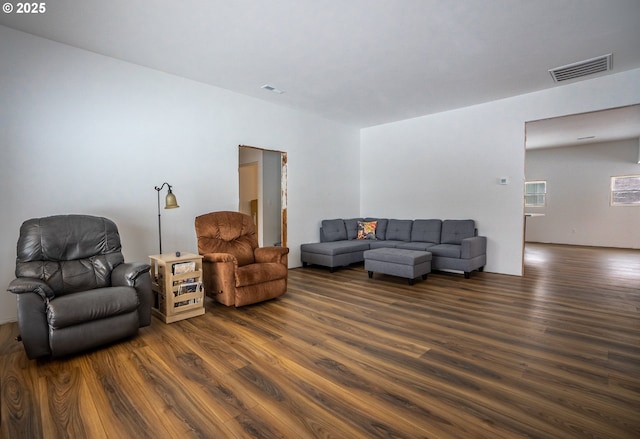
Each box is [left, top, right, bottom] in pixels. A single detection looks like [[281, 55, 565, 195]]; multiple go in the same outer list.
[[261, 84, 285, 94]]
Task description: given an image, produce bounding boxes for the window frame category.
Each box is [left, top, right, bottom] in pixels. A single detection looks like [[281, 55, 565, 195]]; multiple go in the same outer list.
[[610, 174, 640, 207], [524, 180, 547, 207]]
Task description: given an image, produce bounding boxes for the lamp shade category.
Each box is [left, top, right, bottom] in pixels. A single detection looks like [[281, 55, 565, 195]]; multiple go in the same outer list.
[[165, 190, 179, 209], [155, 182, 179, 254]]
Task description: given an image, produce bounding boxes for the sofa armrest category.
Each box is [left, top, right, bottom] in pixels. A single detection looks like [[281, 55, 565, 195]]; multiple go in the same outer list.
[[7, 278, 54, 300], [461, 236, 487, 259], [255, 247, 289, 264]]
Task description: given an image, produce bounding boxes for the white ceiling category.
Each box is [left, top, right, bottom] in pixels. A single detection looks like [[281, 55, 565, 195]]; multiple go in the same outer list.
[[2, 0, 640, 146], [526, 105, 640, 149]]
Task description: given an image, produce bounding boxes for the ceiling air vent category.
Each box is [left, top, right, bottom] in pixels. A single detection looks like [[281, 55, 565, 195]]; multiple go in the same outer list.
[[549, 54, 612, 82], [261, 84, 285, 94]]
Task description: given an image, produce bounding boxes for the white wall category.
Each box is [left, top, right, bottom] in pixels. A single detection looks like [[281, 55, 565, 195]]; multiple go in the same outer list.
[[361, 68, 640, 276], [262, 150, 282, 247], [525, 139, 640, 248], [0, 26, 361, 324]]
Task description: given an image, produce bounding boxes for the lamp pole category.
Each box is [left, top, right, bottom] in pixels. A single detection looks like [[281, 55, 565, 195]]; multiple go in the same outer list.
[[154, 182, 178, 254]]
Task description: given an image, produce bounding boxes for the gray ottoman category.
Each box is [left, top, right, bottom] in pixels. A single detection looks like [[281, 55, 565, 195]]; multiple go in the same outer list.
[[364, 248, 432, 285]]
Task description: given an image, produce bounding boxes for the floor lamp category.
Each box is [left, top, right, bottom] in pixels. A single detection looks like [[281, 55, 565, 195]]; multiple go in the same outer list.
[[154, 182, 179, 254]]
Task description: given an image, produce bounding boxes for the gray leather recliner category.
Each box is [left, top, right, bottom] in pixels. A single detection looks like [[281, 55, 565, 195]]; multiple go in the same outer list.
[[7, 214, 152, 359]]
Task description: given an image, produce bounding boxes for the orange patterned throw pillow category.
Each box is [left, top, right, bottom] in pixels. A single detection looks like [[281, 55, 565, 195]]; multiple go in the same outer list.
[[357, 221, 377, 240]]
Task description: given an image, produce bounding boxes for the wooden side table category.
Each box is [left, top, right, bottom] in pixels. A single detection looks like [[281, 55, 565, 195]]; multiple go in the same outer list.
[[149, 252, 205, 323]]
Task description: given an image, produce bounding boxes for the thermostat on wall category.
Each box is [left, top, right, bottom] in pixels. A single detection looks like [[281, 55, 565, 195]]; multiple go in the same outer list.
[[498, 177, 509, 185]]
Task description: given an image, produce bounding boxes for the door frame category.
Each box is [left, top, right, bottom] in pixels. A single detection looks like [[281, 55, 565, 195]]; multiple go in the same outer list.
[[239, 145, 287, 248]]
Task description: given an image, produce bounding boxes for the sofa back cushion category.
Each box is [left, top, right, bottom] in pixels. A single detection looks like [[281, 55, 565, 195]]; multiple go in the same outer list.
[[344, 218, 363, 240], [411, 219, 442, 243], [321, 219, 347, 242], [441, 220, 476, 244], [385, 219, 413, 241]]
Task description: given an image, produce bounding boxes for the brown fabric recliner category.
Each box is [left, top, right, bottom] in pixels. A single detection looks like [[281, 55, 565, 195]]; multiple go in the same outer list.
[[195, 211, 289, 307]]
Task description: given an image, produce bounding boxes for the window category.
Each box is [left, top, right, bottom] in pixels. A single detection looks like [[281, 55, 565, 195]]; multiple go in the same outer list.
[[611, 175, 640, 206], [525, 180, 547, 207]]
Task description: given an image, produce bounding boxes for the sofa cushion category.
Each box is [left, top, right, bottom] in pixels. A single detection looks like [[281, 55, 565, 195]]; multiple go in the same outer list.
[[301, 241, 370, 256], [369, 240, 403, 249], [385, 219, 412, 241], [429, 244, 462, 258], [344, 218, 363, 240], [357, 221, 377, 240], [398, 242, 437, 251], [441, 220, 476, 245], [411, 219, 442, 244], [321, 219, 347, 242]]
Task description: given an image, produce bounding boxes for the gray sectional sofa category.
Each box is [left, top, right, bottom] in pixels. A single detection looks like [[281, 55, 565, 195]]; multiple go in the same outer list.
[[300, 218, 487, 278]]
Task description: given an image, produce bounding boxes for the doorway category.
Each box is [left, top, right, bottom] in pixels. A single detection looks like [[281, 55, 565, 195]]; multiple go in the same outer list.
[[523, 104, 640, 274], [238, 145, 287, 248]]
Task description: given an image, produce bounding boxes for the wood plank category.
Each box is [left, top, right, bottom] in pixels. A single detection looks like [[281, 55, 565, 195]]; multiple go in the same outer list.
[[0, 352, 43, 439], [36, 361, 107, 439]]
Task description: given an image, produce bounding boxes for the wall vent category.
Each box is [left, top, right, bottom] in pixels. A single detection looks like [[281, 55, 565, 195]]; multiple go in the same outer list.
[[549, 54, 612, 82]]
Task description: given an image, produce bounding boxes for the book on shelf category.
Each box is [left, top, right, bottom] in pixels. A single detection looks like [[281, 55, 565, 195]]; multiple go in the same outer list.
[[174, 281, 203, 307], [177, 281, 202, 295], [172, 261, 196, 275], [173, 277, 196, 287]]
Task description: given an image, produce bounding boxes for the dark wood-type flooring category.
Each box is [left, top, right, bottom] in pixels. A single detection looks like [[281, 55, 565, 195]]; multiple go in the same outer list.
[[1, 243, 639, 438]]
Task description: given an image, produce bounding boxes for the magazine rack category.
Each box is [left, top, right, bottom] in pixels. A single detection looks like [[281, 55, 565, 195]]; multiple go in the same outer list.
[[149, 252, 205, 323]]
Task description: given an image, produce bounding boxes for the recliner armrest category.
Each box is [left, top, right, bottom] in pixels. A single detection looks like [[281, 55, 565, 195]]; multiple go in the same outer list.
[[112, 262, 151, 285], [112, 262, 152, 327], [255, 247, 289, 264], [15, 292, 50, 359], [461, 236, 487, 259], [203, 252, 237, 263], [7, 278, 54, 299], [201, 253, 237, 305]]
